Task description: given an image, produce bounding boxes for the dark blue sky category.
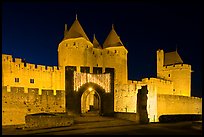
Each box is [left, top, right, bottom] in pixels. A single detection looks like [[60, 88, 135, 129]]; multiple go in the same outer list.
[[2, 2, 202, 97]]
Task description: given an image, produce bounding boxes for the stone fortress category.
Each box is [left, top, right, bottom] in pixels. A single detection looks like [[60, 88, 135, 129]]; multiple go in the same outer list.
[[2, 17, 202, 126]]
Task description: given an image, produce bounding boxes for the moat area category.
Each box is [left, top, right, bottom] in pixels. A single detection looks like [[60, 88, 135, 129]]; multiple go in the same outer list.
[[2, 115, 202, 135]]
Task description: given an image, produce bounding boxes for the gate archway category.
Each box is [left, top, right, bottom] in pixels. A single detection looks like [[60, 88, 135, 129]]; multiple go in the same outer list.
[[65, 66, 114, 116], [81, 88, 101, 115], [66, 82, 114, 116], [78, 82, 105, 116]]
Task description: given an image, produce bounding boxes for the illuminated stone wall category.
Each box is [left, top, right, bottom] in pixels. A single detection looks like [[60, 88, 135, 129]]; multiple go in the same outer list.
[[2, 86, 65, 125], [156, 50, 191, 96], [2, 54, 65, 94], [115, 82, 158, 123], [115, 78, 202, 123], [142, 78, 173, 95], [58, 38, 128, 85], [123, 78, 173, 122], [157, 94, 202, 121], [114, 81, 144, 113]]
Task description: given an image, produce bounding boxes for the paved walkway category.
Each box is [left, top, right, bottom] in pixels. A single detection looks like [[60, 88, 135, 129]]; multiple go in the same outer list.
[[2, 116, 202, 135]]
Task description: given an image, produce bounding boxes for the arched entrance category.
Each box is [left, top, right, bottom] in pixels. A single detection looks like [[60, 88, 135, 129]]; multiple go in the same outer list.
[[65, 66, 115, 116], [81, 87, 101, 115]]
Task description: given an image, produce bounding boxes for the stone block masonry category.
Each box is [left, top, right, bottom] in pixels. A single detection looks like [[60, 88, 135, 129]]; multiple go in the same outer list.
[[25, 113, 73, 129], [2, 86, 65, 125]]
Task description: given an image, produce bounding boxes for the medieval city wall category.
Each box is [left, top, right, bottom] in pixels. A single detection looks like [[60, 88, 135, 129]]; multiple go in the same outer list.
[[115, 81, 159, 122], [2, 54, 65, 94], [2, 86, 65, 125], [114, 81, 143, 113], [157, 94, 202, 121], [160, 64, 191, 96], [142, 78, 173, 95]]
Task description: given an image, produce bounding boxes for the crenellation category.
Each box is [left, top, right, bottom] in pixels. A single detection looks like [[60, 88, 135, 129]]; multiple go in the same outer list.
[[26, 63, 35, 70], [53, 66, 58, 71], [163, 64, 191, 70], [47, 66, 52, 71], [41, 65, 46, 71], [14, 58, 22, 64], [142, 77, 172, 85], [2, 54, 12, 62]]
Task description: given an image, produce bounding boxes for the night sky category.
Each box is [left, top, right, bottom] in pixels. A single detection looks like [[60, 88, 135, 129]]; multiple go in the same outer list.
[[2, 2, 202, 97]]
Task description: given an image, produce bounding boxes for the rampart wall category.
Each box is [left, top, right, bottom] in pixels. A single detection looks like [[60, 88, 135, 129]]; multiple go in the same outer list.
[[2, 54, 65, 94], [142, 78, 173, 95], [2, 86, 65, 125], [157, 94, 202, 121], [114, 82, 142, 113], [115, 81, 158, 122]]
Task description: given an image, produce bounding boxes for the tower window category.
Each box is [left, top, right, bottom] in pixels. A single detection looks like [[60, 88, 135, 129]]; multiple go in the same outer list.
[[15, 78, 19, 83], [168, 74, 170, 77], [115, 50, 117, 53], [73, 42, 76, 46], [30, 79, 34, 84]]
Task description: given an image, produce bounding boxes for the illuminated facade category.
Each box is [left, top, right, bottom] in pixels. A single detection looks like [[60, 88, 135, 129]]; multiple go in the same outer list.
[[2, 17, 202, 125]]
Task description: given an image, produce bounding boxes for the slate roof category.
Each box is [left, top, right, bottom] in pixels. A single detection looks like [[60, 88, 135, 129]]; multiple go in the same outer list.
[[103, 25, 123, 48], [93, 34, 102, 49], [164, 51, 183, 65], [64, 18, 90, 41]]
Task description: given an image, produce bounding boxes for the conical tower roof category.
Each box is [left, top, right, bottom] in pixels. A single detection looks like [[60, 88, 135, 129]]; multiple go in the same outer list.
[[93, 34, 102, 49], [103, 24, 123, 48], [64, 17, 90, 41]]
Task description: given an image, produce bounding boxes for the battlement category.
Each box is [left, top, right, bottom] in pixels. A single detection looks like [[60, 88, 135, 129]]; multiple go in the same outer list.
[[163, 64, 191, 70], [128, 80, 144, 85], [59, 39, 126, 57], [158, 94, 202, 100], [142, 77, 172, 85], [2, 54, 63, 72], [2, 54, 13, 62], [59, 37, 93, 48]]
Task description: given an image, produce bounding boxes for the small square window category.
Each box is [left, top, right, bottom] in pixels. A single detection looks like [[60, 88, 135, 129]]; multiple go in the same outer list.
[[30, 79, 34, 83], [15, 78, 19, 82]]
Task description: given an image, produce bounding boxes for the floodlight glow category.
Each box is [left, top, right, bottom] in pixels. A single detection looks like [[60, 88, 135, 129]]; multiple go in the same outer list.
[[88, 87, 93, 91]]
